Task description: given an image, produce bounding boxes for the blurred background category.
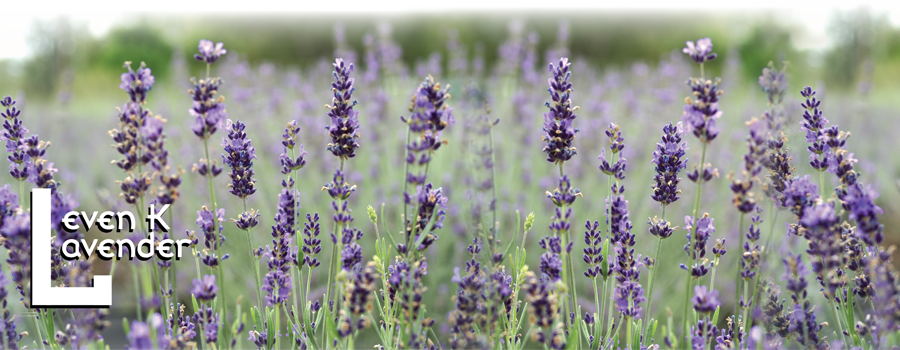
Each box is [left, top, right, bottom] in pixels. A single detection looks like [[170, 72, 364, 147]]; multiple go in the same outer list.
[[2, 2, 900, 348]]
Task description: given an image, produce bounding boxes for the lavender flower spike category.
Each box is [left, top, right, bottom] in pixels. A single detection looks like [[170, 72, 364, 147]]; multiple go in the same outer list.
[[691, 285, 720, 314], [194, 39, 227, 64], [326, 58, 361, 159], [651, 122, 688, 206], [541, 57, 579, 164], [222, 119, 257, 199], [683, 38, 717, 65]]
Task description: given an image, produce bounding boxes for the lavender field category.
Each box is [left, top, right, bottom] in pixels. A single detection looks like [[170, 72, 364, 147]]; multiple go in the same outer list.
[[1, 10, 900, 350]]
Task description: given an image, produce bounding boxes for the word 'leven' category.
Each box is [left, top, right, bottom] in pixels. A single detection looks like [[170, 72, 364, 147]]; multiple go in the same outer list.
[[58, 203, 192, 262]]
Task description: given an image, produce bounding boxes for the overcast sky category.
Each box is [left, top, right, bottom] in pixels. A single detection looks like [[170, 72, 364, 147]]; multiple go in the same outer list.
[[0, 4, 900, 59]]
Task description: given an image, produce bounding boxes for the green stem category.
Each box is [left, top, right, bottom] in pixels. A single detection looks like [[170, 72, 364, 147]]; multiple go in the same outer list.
[[683, 143, 708, 343], [243, 198, 264, 309], [734, 213, 745, 314], [819, 170, 825, 200], [625, 316, 632, 350], [202, 136, 227, 348], [18, 180, 24, 207], [488, 123, 498, 244], [644, 205, 666, 333]]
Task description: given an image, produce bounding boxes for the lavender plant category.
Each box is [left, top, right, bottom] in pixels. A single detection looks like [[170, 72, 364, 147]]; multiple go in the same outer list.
[[4, 27, 900, 350]]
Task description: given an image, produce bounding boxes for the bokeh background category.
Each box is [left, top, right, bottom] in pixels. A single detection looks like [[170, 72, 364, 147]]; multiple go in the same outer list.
[[2, 5, 900, 348]]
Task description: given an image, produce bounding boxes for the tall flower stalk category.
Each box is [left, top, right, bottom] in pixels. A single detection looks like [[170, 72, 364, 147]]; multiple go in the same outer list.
[[679, 37, 721, 342], [645, 121, 686, 331], [540, 57, 582, 344], [190, 38, 229, 348]]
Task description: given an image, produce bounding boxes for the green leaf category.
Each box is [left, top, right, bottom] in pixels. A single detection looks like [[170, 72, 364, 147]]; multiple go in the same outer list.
[[648, 318, 658, 341], [564, 321, 580, 349], [712, 305, 720, 325], [600, 239, 610, 280], [122, 317, 131, 335], [632, 319, 642, 350]]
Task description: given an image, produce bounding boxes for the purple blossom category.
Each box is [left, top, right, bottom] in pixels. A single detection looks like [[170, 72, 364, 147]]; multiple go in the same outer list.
[[302, 213, 322, 268], [682, 79, 723, 143], [799, 86, 829, 171], [582, 220, 603, 279], [541, 57, 579, 164], [759, 61, 787, 107], [781, 175, 819, 237], [843, 183, 884, 244], [126, 321, 153, 350], [222, 119, 257, 198], [691, 285, 720, 314], [1, 264, 22, 349], [279, 121, 307, 175], [120, 62, 155, 103], [684, 214, 715, 261], [682, 38, 717, 64], [189, 80, 228, 139], [2, 96, 29, 181], [326, 59, 361, 159], [194, 39, 227, 64], [196, 207, 227, 267], [651, 122, 688, 205], [191, 275, 219, 302], [1, 210, 29, 306], [262, 188, 298, 306]]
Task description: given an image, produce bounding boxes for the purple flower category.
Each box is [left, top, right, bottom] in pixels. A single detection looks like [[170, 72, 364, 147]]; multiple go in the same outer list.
[[759, 61, 787, 107], [194, 39, 227, 64], [521, 271, 566, 350], [1, 211, 29, 305], [279, 121, 307, 175], [120, 62, 155, 103], [196, 207, 227, 267], [192, 306, 219, 346], [189, 82, 227, 139], [326, 59, 361, 159], [1, 264, 23, 349], [582, 220, 603, 279], [691, 285, 720, 314], [613, 276, 646, 318], [405, 183, 447, 252], [682, 38, 717, 64], [799, 86, 829, 171], [541, 57, 579, 164], [651, 122, 688, 205], [302, 213, 322, 268], [1, 96, 28, 181], [765, 132, 794, 202], [648, 216, 675, 239], [843, 183, 884, 244], [402, 75, 454, 191], [682, 79, 723, 143], [262, 188, 298, 306], [191, 275, 218, 302], [341, 261, 379, 335], [126, 321, 153, 350], [233, 209, 260, 231], [222, 119, 257, 198], [539, 252, 564, 282], [684, 214, 714, 262], [781, 175, 819, 229], [545, 175, 581, 207]]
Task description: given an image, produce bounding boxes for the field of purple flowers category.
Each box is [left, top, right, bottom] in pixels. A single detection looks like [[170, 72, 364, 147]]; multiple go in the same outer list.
[[1, 19, 900, 350]]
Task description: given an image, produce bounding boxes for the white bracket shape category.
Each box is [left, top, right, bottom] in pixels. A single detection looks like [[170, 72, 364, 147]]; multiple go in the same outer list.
[[31, 188, 112, 308]]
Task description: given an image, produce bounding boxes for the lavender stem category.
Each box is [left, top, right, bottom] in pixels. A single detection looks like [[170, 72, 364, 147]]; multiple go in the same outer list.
[[643, 204, 666, 333], [734, 213, 745, 315], [683, 142, 707, 342]]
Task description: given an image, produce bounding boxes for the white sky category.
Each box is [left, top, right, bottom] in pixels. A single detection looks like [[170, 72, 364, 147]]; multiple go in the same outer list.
[[0, 10, 121, 59], [0, 0, 900, 59]]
